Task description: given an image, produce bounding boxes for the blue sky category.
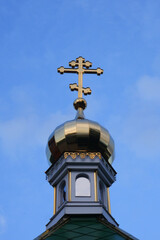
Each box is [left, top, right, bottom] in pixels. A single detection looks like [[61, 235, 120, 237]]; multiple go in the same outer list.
[[0, 0, 160, 239]]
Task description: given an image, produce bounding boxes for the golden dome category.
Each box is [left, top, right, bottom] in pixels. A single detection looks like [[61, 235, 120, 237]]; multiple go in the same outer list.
[[46, 57, 114, 165], [46, 116, 114, 165]]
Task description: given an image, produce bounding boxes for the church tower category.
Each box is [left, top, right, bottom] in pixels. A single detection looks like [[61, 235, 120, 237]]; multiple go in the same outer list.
[[34, 57, 138, 240]]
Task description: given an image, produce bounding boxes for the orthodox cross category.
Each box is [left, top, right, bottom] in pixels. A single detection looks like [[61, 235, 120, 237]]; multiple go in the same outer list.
[[58, 57, 103, 99]]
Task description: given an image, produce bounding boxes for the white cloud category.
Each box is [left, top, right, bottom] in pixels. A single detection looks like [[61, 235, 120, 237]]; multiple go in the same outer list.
[[136, 76, 160, 102], [0, 215, 6, 234], [0, 84, 74, 160], [0, 112, 72, 160], [75, 0, 90, 9], [108, 75, 160, 160], [1, 75, 160, 162], [120, 112, 160, 159]]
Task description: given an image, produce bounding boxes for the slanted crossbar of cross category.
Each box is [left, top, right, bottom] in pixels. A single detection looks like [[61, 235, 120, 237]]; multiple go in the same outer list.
[[58, 56, 103, 98]]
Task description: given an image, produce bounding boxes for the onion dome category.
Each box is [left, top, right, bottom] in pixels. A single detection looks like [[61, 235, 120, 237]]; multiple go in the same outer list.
[[46, 57, 115, 165], [46, 114, 114, 165]]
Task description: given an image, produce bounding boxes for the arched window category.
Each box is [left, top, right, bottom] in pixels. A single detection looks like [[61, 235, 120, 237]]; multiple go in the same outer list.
[[59, 180, 66, 206], [75, 175, 90, 197], [99, 181, 104, 204]]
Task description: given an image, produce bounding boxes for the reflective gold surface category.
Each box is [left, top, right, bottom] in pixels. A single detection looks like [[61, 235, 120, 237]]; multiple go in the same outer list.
[[46, 57, 114, 166], [58, 57, 103, 110], [68, 171, 71, 201], [47, 118, 114, 165], [64, 152, 102, 160], [53, 186, 56, 215], [94, 171, 98, 201], [107, 187, 111, 214]]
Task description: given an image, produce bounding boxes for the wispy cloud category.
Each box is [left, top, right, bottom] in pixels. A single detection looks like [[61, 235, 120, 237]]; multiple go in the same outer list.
[[108, 75, 160, 160], [0, 112, 72, 160], [0, 85, 72, 161], [0, 214, 6, 234], [137, 75, 160, 102], [75, 0, 90, 9], [120, 111, 160, 159], [1, 75, 160, 162]]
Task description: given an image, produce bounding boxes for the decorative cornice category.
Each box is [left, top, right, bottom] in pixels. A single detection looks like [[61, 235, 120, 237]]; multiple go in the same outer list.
[[64, 152, 102, 160]]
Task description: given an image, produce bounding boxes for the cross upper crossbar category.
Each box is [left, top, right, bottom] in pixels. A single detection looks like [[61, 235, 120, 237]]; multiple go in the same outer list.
[[58, 56, 103, 98]]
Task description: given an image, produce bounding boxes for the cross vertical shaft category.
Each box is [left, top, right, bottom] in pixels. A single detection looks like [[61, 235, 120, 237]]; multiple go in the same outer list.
[[57, 56, 103, 112], [78, 57, 83, 98]]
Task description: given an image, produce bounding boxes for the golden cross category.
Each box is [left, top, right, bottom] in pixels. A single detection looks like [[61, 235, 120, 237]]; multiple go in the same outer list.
[[58, 56, 103, 98]]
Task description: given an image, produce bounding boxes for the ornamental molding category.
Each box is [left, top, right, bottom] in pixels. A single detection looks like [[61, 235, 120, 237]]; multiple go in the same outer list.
[[64, 152, 102, 160]]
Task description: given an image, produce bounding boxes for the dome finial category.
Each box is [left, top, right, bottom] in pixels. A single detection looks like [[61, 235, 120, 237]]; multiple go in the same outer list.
[[57, 56, 103, 113]]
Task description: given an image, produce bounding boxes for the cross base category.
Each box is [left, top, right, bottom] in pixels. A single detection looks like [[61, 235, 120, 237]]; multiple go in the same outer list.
[[73, 98, 87, 110]]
